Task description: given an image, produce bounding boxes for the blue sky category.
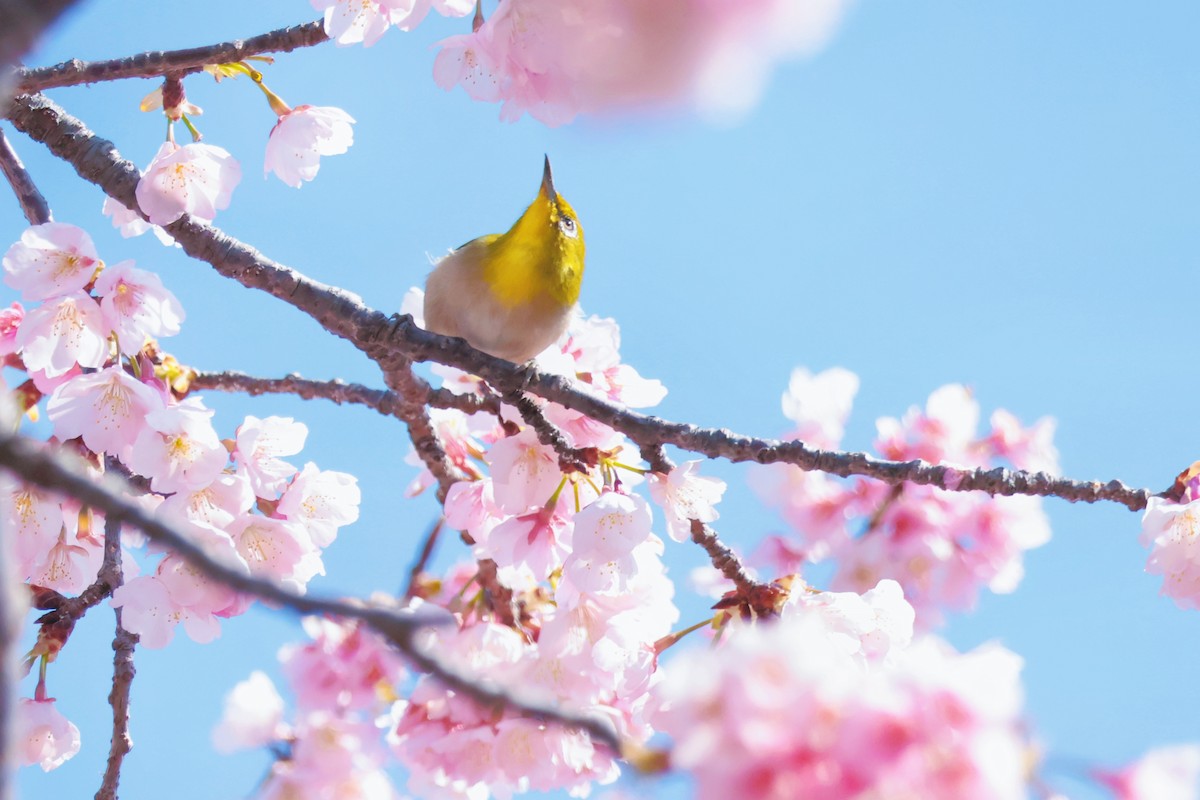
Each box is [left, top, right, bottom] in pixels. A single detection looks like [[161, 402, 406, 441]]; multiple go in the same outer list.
[[5, 1, 1200, 798]]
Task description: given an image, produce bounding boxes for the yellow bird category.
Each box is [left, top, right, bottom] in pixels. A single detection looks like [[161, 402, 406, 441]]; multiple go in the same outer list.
[[423, 157, 585, 363]]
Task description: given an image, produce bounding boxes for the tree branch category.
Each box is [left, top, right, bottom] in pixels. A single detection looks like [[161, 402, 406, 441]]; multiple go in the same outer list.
[[15, 19, 329, 93], [95, 515, 135, 800], [0, 126, 50, 224], [0, 92, 1158, 513], [0, 429, 620, 751], [190, 369, 500, 417]]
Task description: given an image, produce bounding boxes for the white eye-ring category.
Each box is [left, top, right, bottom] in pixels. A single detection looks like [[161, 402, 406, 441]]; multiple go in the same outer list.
[[558, 216, 578, 238]]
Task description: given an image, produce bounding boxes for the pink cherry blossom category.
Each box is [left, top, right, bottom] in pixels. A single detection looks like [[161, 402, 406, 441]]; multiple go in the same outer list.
[[0, 301, 24, 358], [14, 291, 109, 377], [265, 104, 356, 188], [111, 575, 221, 649], [563, 491, 654, 595], [233, 415, 307, 497], [648, 460, 726, 543], [781, 366, 859, 448], [1140, 497, 1200, 609], [1, 481, 64, 579], [432, 0, 850, 125], [29, 514, 103, 594], [211, 671, 287, 753], [127, 398, 228, 493], [655, 614, 1027, 800], [100, 194, 176, 246], [315, 0, 471, 46], [16, 698, 81, 771], [228, 515, 320, 591], [988, 408, 1060, 474], [442, 478, 504, 547], [1095, 743, 1200, 800], [93, 259, 185, 350], [489, 428, 563, 514], [313, 0, 400, 46], [3, 222, 100, 301], [482, 505, 572, 585], [281, 617, 404, 711], [276, 462, 361, 547], [159, 472, 255, 529], [876, 383, 980, 465], [783, 579, 915, 663], [135, 141, 241, 226], [46, 366, 164, 457]]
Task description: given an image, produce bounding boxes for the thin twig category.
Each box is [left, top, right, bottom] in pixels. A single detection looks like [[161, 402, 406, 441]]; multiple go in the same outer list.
[[190, 369, 500, 417], [404, 518, 445, 601], [0, 92, 1159, 513], [95, 515, 135, 800], [15, 19, 329, 93], [0, 429, 620, 751], [0, 126, 49, 224], [642, 443, 766, 599], [503, 389, 590, 473]]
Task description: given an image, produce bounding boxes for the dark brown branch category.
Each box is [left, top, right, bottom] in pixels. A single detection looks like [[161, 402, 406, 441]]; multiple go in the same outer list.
[[0, 429, 620, 751], [0, 92, 1157, 513], [190, 369, 500, 417], [95, 515, 135, 800], [15, 19, 329, 93], [0, 126, 49, 223]]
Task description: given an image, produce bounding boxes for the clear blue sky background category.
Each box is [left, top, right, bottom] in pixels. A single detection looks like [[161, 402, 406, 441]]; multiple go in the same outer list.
[[4, 1, 1199, 798]]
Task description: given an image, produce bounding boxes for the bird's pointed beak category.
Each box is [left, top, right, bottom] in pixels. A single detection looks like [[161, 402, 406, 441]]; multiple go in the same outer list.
[[541, 155, 557, 201]]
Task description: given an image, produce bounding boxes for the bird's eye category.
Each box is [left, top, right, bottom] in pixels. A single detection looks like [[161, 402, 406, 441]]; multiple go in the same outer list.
[[558, 216, 578, 238]]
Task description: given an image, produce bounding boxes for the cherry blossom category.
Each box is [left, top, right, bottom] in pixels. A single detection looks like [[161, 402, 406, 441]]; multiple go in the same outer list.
[[100, 194, 176, 246], [0, 301, 23, 359], [264, 104, 356, 188], [1094, 743, 1200, 800], [562, 491, 654, 595], [233, 415, 307, 497], [315, 0, 472, 46], [755, 373, 1054, 625], [648, 460, 726, 543], [127, 398, 228, 494], [655, 611, 1027, 800], [46, 366, 164, 457], [1, 480, 64, 578], [2, 222, 100, 301], [276, 462, 361, 548], [16, 698, 81, 772], [111, 575, 222, 649], [280, 617, 404, 711], [93, 260, 185, 349], [134, 141, 241, 226], [14, 291, 109, 377], [432, 0, 851, 125], [488, 428, 563, 514], [212, 671, 287, 753], [781, 365, 859, 448], [1140, 497, 1200, 609]]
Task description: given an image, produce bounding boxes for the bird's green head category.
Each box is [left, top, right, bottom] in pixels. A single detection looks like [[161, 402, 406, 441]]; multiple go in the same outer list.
[[502, 156, 585, 303]]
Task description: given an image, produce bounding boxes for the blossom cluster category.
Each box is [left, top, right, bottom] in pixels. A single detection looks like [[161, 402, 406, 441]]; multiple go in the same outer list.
[[1, 222, 360, 770], [314, 0, 850, 124], [656, 587, 1029, 800], [752, 367, 1058, 626], [432, 0, 852, 124]]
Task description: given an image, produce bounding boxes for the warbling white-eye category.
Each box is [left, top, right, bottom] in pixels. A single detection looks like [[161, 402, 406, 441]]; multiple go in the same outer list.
[[423, 157, 585, 363]]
